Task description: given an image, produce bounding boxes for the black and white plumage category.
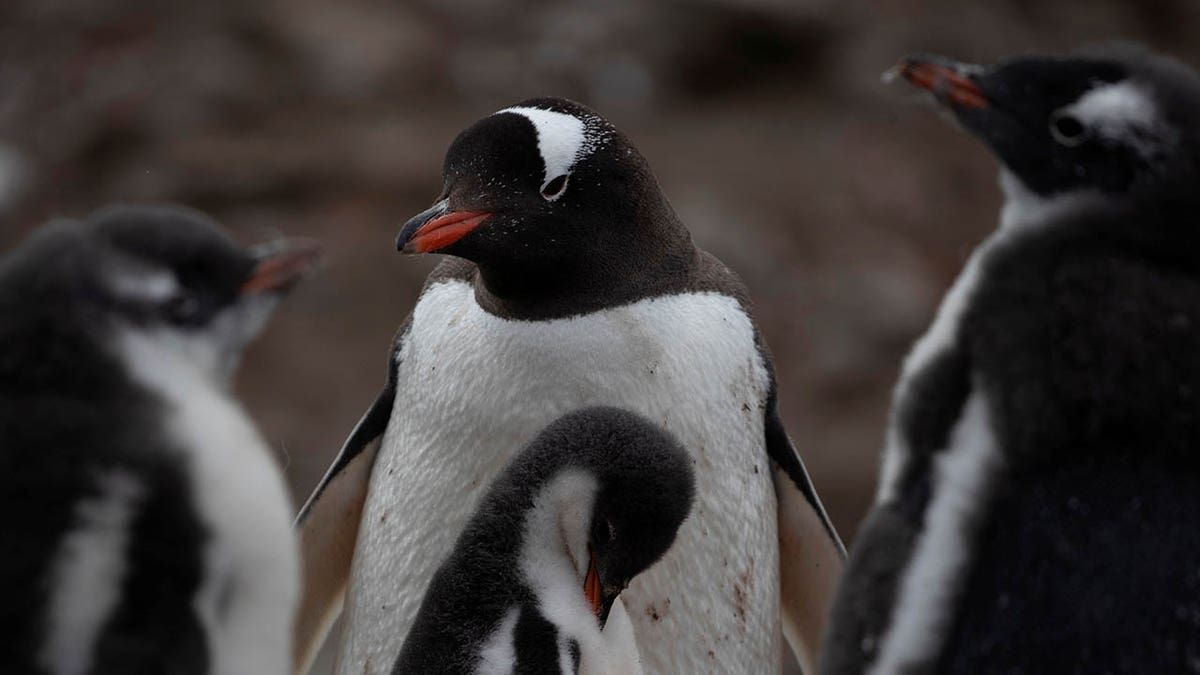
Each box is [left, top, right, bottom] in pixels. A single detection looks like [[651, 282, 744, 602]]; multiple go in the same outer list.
[[295, 97, 845, 675], [391, 407, 694, 675], [0, 205, 319, 675], [823, 46, 1200, 674]]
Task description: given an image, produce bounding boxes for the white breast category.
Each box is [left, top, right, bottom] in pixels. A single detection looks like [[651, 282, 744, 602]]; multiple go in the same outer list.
[[39, 470, 144, 675], [878, 168, 1103, 504], [119, 331, 299, 675], [869, 390, 1005, 674], [339, 280, 781, 674]]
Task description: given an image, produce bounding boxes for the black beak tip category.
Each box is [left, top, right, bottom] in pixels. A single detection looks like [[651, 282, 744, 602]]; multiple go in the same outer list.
[[395, 220, 421, 253], [396, 202, 448, 254], [596, 582, 627, 630], [597, 597, 616, 630]]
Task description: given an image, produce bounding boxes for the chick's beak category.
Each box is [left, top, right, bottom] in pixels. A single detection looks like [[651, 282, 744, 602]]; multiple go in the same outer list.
[[894, 55, 989, 110], [584, 545, 621, 629], [240, 238, 323, 294], [396, 200, 492, 254]]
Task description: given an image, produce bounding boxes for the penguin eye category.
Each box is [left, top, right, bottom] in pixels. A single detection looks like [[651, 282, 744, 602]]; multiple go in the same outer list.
[[165, 293, 200, 323], [541, 174, 569, 201], [1050, 111, 1089, 147]]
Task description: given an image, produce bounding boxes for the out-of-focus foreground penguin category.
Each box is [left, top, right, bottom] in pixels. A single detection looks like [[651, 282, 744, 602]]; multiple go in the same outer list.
[[823, 46, 1200, 674], [296, 97, 845, 674], [0, 205, 320, 675]]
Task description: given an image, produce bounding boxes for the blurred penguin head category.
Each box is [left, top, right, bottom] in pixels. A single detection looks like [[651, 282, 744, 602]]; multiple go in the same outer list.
[[0, 204, 321, 385], [896, 45, 1200, 208]]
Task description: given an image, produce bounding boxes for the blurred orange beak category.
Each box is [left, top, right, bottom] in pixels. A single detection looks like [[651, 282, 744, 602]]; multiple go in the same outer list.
[[241, 239, 322, 294], [896, 57, 988, 109], [585, 546, 601, 617]]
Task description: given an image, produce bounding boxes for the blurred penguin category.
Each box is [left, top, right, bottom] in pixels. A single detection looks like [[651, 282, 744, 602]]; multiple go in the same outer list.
[[0, 205, 320, 675], [823, 46, 1200, 674]]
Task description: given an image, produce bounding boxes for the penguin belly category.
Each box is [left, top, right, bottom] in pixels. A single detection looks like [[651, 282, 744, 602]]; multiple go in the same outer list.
[[338, 280, 781, 675], [120, 335, 300, 675]]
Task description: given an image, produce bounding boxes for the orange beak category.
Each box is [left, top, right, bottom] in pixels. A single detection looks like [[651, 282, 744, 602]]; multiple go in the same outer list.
[[240, 238, 323, 294], [398, 209, 492, 254], [585, 545, 601, 617], [896, 57, 988, 110]]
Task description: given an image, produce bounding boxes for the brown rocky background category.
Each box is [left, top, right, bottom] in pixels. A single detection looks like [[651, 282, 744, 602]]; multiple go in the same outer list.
[[3, 0, 1197, 672]]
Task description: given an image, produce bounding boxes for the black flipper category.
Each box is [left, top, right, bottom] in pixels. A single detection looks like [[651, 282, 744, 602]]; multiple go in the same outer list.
[[763, 363, 846, 556], [296, 373, 396, 524]]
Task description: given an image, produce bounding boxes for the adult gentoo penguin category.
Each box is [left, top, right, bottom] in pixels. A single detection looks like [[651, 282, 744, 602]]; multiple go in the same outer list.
[[296, 97, 845, 674], [0, 205, 319, 675], [392, 407, 695, 675], [822, 46, 1200, 674]]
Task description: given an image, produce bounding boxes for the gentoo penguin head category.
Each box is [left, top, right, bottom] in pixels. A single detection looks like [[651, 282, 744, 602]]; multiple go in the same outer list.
[[894, 45, 1200, 212], [395, 98, 691, 311], [515, 407, 695, 629], [571, 410, 696, 626], [0, 204, 320, 384]]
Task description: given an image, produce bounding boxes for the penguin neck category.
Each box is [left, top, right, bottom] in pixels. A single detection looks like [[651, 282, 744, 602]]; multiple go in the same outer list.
[[469, 210, 697, 321], [0, 301, 131, 400], [998, 169, 1107, 232], [517, 470, 601, 636], [997, 169, 1200, 269], [520, 470, 595, 592]]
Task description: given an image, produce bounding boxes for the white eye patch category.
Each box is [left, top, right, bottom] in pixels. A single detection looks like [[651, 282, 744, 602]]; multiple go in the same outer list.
[[495, 106, 606, 195], [105, 262, 180, 304], [1062, 81, 1173, 154]]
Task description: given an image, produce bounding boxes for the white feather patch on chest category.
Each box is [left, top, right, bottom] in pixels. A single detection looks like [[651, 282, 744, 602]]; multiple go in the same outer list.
[[118, 330, 299, 675], [40, 470, 144, 675], [869, 390, 1005, 673], [876, 245, 987, 505], [339, 281, 781, 675], [516, 471, 643, 674], [878, 169, 1101, 504], [520, 470, 597, 624], [474, 607, 519, 675], [997, 169, 1104, 232]]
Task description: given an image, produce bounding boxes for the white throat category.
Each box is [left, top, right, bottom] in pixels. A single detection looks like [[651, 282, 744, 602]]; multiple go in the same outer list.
[[998, 169, 1103, 231], [877, 170, 1101, 504], [114, 326, 299, 675], [519, 470, 598, 627], [515, 469, 649, 674]]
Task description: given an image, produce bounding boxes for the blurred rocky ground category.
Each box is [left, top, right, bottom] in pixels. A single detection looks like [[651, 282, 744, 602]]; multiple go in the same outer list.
[[3, 0, 1198, 670]]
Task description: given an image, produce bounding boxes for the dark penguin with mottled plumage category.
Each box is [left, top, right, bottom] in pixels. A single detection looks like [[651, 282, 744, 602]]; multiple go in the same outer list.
[[822, 46, 1200, 675], [0, 205, 319, 675], [391, 407, 694, 675], [294, 97, 846, 675]]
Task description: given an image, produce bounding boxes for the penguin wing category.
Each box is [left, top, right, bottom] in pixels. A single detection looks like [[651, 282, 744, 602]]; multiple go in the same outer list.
[[292, 316, 410, 674], [764, 369, 847, 674]]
